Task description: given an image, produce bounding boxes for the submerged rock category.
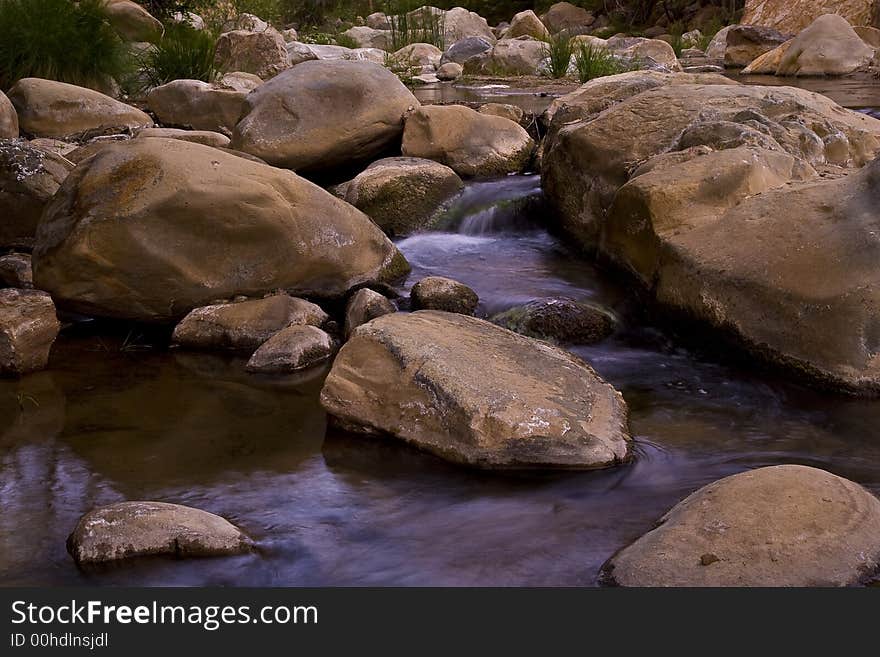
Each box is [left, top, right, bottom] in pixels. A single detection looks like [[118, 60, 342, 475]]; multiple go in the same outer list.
[[320, 311, 631, 469], [344, 288, 396, 338], [246, 325, 336, 373], [343, 157, 463, 237], [410, 276, 479, 315], [0, 289, 59, 376], [402, 105, 534, 178], [173, 294, 328, 351], [7, 78, 152, 139], [491, 298, 615, 344], [32, 138, 408, 322], [602, 465, 880, 586], [68, 501, 252, 564]]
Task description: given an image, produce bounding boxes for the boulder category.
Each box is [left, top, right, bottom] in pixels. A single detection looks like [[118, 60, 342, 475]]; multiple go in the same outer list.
[[346, 47, 388, 64], [214, 29, 290, 79], [135, 127, 230, 148], [320, 311, 631, 469], [704, 25, 733, 60], [410, 276, 478, 315], [246, 325, 336, 373], [605, 36, 683, 72], [719, 25, 791, 67], [479, 103, 524, 123], [742, 0, 878, 34], [287, 41, 320, 66], [7, 78, 152, 139], [773, 14, 874, 76], [32, 138, 408, 322], [505, 10, 550, 40], [231, 60, 419, 173], [0, 140, 73, 249], [222, 13, 268, 33], [218, 71, 264, 93], [344, 288, 396, 338], [0, 254, 33, 289], [491, 298, 615, 344], [0, 91, 18, 139], [602, 465, 880, 586], [541, 2, 595, 35], [172, 294, 328, 351], [436, 62, 463, 80], [366, 12, 391, 30], [146, 79, 247, 136], [542, 75, 880, 248], [402, 105, 535, 178], [343, 157, 463, 237], [342, 26, 391, 50], [389, 43, 443, 70], [172, 10, 205, 31], [105, 0, 163, 43], [681, 29, 703, 49], [67, 501, 251, 564], [0, 289, 59, 375], [281, 27, 298, 42], [440, 36, 493, 65], [463, 37, 547, 76], [740, 40, 793, 74], [855, 25, 880, 47], [443, 7, 496, 45], [28, 138, 78, 158]]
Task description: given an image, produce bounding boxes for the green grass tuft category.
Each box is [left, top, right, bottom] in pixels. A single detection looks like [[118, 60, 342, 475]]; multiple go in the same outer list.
[[573, 42, 635, 83], [542, 33, 573, 79], [135, 22, 218, 91]]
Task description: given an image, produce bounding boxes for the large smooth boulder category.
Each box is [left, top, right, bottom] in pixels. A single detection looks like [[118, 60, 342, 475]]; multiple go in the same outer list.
[[0, 91, 18, 139], [7, 78, 152, 139], [342, 26, 391, 50], [105, 0, 163, 43], [442, 7, 496, 45], [541, 2, 595, 35], [440, 36, 493, 65], [602, 465, 880, 586], [402, 105, 534, 178], [343, 157, 463, 237], [232, 61, 418, 172], [505, 10, 550, 40], [214, 29, 290, 79], [542, 75, 880, 248], [68, 501, 251, 564], [0, 140, 72, 249], [320, 311, 631, 469], [0, 289, 59, 375], [32, 139, 408, 322], [246, 325, 336, 373], [173, 294, 328, 351], [147, 80, 247, 136], [742, 0, 877, 34], [773, 14, 874, 76], [463, 37, 547, 76]]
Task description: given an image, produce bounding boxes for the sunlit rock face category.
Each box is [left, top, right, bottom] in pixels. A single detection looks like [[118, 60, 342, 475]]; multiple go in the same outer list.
[[742, 0, 878, 33]]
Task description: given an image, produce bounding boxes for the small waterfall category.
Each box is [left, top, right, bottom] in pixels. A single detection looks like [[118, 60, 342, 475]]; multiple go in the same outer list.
[[437, 175, 544, 236]]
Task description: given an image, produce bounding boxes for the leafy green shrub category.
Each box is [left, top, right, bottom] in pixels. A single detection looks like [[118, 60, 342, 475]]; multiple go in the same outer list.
[[136, 22, 217, 90], [0, 0, 133, 91], [573, 42, 634, 83], [542, 33, 572, 79]]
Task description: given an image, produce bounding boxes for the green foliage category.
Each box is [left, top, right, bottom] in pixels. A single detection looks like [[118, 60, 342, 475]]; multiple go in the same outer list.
[[386, 2, 446, 50], [136, 0, 196, 19], [136, 22, 217, 91], [383, 51, 418, 86], [542, 33, 572, 79], [334, 32, 359, 49], [0, 0, 133, 91], [299, 31, 336, 45], [572, 42, 634, 83], [667, 20, 685, 56]]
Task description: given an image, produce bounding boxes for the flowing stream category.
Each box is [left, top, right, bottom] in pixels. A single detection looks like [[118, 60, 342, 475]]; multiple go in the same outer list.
[[2, 82, 880, 586]]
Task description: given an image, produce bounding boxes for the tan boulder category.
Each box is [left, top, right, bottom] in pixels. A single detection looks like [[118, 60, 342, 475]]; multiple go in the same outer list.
[[402, 105, 534, 178], [442, 7, 496, 45], [135, 127, 230, 148], [0, 289, 59, 375], [410, 276, 478, 315], [320, 311, 631, 469], [605, 36, 683, 72], [742, 0, 878, 34], [342, 26, 392, 50], [855, 25, 880, 47], [775, 14, 874, 76], [463, 37, 547, 76], [218, 71, 263, 93], [68, 501, 251, 564], [722, 25, 791, 67], [104, 0, 163, 43], [32, 138, 408, 322], [740, 39, 793, 73], [0, 91, 18, 139], [344, 288, 396, 338], [505, 10, 550, 40], [479, 103, 524, 123], [343, 157, 463, 237], [366, 12, 391, 30], [389, 43, 442, 69], [173, 294, 328, 351], [541, 2, 595, 35], [146, 79, 247, 136], [436, 62, 463, 80], [602, 465, 880, 586], [246, 325, 336, 373], [231, 60, 419, 172], [214, 29, 290, 79], [7, 78, 152, 139], [0, 140, 73, 249]]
